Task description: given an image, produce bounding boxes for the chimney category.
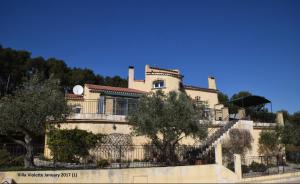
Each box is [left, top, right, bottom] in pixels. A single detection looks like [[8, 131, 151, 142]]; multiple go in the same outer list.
[[128, 66, 134, 88], [208, 76, 217, 90]]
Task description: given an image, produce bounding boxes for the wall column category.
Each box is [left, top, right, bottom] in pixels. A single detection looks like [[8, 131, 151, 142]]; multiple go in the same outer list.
[[214, 143, 222, 165], [276, 111, 284, 126], [234, 154, 242, 179], [222, 107, 229, 121], [237, 108, 246, 120]]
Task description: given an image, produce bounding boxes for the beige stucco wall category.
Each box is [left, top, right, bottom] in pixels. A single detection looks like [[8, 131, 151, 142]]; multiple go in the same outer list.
[[0, 164, 238, 183], [57, 122, 149, 145], [129, 72, 181, 94], [250, 128, 263, 156], [185, 89, 218, 109], [83, 86, 100, 100]]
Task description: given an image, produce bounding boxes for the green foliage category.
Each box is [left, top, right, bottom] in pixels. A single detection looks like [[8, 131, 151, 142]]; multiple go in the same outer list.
[[223, 129, 253, 163], [250, 111, 276, 123], [229, 91, 252, 114], [289, 111, 300, 125], [0, 149, 10, 166], [280, 122, 300, 146], [249, 161, 267, 172], [0, 150, 24, 167], [10, 156, 24, 166], [227, 162, 250, 173], [0, 45, 127, 96], [127, 90, 209, 163], [218, 92, 229, 105], [0, 75, 70, 137], [259, 129, 283, 155], [96, 159, 110, 168], [47, 128, 104, 163]]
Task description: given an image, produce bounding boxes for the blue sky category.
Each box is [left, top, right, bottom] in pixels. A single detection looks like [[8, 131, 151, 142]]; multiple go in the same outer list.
[[0, 0, 299, 113]]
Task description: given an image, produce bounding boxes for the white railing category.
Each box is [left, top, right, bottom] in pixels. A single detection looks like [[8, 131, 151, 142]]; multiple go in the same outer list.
[[67, 113, 127, 122]]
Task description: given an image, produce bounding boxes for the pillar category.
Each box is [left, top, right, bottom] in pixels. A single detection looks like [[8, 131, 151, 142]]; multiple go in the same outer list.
[[276, 111, 284, 126], [234, 154, 242, 179], [238, 108, 246, 120], [222, 107, 229, 121], [215, 143, 222, 165]]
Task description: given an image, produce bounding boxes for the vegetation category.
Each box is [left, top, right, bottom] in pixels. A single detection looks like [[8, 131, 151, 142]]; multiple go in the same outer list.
[[224, 129, 253, 156], [0, 149, 10, 166], [218, 90, 277, 122], [249, 161, 268, 172], [258, 127, 283, 156], [0, 75, 70, 168], [217, 92, 229, 105], [96, 159, 110, 168], [0, 45, 127, 97], [0, 149, 24, 168], [223, 128, 253, 166], [127, 90, 209, 164], [47, 128, 104, 163]]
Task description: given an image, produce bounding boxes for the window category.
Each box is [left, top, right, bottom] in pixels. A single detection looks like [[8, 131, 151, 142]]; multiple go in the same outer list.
[[98, 96, 105, 114], [153, 80, 165, 89], [74, 105, 81, 114]]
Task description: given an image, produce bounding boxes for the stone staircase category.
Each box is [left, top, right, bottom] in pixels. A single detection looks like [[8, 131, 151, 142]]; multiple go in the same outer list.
[[199, 119, 239, 158]]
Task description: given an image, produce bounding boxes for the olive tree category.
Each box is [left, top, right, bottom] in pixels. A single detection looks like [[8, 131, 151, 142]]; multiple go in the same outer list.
[[259, 127, 284, 156], [0, 75, 70, 168], [127, 90, 209, 164], [222, 128, 253, 167]]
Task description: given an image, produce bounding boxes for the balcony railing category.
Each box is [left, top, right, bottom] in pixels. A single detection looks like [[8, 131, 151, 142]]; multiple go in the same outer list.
[[67, 98, 138, 121]]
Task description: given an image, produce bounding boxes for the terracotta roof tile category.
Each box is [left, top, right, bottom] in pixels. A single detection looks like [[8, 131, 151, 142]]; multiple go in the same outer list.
[[184, 85, 218, 93], [86, 84, 146, 94], [65, 93, 84, 100]]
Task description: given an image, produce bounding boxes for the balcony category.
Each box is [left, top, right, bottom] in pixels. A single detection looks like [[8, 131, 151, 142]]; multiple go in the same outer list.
[[67, 97, 138, 122]]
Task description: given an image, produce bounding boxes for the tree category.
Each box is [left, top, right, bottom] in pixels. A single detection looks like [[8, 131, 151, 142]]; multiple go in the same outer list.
[[229, 91, 252, 114], [127, 90, 209, 163], [223, 128, 253, 165], [218, 92, 229, 105], [258, 128, 284, 156], [0, 45, 128, 97], [0, 75, 71, 168]]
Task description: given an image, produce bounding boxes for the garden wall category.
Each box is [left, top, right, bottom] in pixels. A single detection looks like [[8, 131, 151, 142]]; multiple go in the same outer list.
[[0, 164, 238, 183]]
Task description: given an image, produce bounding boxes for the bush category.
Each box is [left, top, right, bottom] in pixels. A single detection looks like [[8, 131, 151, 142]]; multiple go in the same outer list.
[[0, 149, 10, 166], [242, 165, 250, 173], [227, 162, 234, 172], [10, 155, 24, 166], [48, 128, 105, 163], [226, 162, 250, 173], [97, 159, 110, 168], [250, 161, 268, 172]]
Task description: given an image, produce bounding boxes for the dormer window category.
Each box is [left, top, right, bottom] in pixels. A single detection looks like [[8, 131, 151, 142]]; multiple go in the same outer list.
[[153, 80, 165, 89]]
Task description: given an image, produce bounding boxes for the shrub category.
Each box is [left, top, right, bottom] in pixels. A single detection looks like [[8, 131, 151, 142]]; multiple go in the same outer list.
[[226, 162, 250, 174], [0, 149, 10, 166], [250, 161, 267, 172], [97, 159, 110, 168], [10, 155, 24, 166], [242, 165, 250, 173], [48, 128, 105, 163]]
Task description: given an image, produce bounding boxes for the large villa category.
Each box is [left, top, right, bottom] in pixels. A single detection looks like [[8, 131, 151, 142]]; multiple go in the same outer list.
[[43, 65, 284, 160]]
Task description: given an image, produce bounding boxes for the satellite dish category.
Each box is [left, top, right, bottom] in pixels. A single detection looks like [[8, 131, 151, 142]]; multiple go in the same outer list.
[[73, 85, 83, 95]]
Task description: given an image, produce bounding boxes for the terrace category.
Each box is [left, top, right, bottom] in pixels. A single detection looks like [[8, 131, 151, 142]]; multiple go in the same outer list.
[[67, 96, 139, 122]]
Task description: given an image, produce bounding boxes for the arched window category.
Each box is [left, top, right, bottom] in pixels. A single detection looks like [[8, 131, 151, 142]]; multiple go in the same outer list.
[[153, 80, 165, 89]]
